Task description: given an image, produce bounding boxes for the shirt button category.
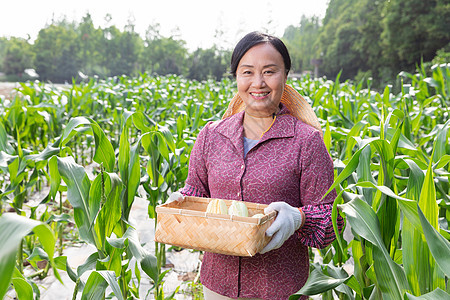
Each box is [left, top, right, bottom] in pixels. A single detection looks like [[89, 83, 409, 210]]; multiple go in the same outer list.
[[241, 164, 244, 169], [237, 192, 240, 197]]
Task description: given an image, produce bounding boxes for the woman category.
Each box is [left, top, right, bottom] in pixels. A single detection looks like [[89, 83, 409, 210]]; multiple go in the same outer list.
[[170, 31, 344, 299]]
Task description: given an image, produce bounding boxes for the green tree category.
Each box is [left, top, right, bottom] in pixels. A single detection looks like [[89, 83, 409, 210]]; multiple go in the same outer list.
[[318, 0, 449, 84], [142, 29, 188, 76], [77, 13, 103, 76], [318, 0, 378, 80], [100, 17, 143, 77], [0, 37, 8, 72], [351, 0, 386, 84], [432, 42, 450, 65], [381, 0, 450, 73], [33, 21, 82, 82], [187, 46, 230, 81], [117, 20, 144, 76], [2, 37, 34, 78], [283, 16, 321, 74], [100, 23, 123, 77]]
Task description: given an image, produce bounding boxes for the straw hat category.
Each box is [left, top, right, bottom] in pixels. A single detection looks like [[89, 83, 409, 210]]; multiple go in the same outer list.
[[222, 84, 322, 132]]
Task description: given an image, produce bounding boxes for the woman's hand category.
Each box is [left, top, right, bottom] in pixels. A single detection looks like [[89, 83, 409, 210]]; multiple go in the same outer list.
[[260, 202, 303, 254], [167, 191, 185, 203]]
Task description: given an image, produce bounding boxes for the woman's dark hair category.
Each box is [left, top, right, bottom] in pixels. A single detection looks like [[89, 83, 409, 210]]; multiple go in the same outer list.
[[230, 31, 291, 77]]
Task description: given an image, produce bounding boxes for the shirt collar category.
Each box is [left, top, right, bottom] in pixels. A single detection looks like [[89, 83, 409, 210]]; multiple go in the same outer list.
[[215, 103, 296, 152]]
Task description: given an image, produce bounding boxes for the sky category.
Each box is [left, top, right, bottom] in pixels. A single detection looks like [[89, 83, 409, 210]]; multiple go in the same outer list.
[[1, 0, 329, 50]]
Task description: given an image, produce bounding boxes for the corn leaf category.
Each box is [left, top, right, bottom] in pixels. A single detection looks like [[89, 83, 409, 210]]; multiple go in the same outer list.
[[119, 123, 143, 219], [107, 227, 159, 283], [118, 113, 131, 185], [332, 192, 347, 261], [344, 121, 367, 160], [58, 117, 115, 172], [339, 197, 410, 299], [81, 270, 124, 300], [90, 120, 115, 172], [54, 256, 78, 282], [11, 278, 33, 300], [432, 119, 450, 163], [418, 206, 450, 277], [0, 214, 58, 300], [289, 268, 349, 298], [56, 156, 95, 245], [23, 145, 60, 164], [356, 145, 375, 205], [77, 252, 99, 279], [402, 158, 426, 295], [434, 154, 450, 169], [324, 120, 331, 152], [118, 112, 141, 220], [158, 125, 176, 154], [416, 147, 445, 291], [404, 288, 450, 300], [355, 182, 421, 231], [59, 117, 91, 147], [93, 172, 123, 252], [0, 123, 14, 154], [321, 144, 367, 200], [48, 156, 61, 199], [351, 240, 368, 296]]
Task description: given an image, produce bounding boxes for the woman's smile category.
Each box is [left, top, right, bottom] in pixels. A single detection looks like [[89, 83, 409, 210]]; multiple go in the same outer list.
[[250, 91, 270, 99], [236, 43, 287, 117]]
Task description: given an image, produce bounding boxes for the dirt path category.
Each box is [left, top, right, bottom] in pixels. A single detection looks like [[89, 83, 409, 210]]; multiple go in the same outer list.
[[0, 82, 20, 99]]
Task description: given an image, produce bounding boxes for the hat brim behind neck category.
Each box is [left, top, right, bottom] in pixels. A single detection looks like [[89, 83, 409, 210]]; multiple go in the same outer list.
[[222, 84, 322, 133]]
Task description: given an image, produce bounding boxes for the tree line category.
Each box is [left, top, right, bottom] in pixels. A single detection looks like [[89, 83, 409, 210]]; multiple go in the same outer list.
[[0, 0, 449, 86], [283, 0, 450, 86], [0, 13, 231, 83]]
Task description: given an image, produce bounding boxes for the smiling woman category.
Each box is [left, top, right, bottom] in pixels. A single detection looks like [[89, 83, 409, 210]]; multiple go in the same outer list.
[[237, 44, 286, 112], [236, 43, 288, 139], [171, 31, 344, 300]]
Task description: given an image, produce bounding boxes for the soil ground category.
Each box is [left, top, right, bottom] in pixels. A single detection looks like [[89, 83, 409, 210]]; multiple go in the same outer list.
[[0, 82, 20, 99]]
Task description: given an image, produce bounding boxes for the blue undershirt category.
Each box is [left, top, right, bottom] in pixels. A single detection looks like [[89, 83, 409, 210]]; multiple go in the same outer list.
[[243, 136, 259, 157]]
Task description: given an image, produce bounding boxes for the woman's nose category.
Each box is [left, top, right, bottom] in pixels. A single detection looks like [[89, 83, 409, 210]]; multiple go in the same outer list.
[[251, 74, 266, 88]]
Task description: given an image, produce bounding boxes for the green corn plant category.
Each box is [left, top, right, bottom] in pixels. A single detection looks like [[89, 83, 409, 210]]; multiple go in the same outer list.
[[141, 127, 175, 297], [47, 116, 161, 299], [290, 65, 450, 299], [0, 213, 60, 300], [292, 144, 449, 298]]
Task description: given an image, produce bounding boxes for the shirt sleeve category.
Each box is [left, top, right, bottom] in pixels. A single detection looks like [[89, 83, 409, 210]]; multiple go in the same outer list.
[[178, 123, 211, 198], [297, 203, 345, 249], [297, 129, 344, 249]]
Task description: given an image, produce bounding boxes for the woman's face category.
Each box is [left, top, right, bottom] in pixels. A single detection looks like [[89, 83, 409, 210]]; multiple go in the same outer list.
[[236, 43, 287, 117]]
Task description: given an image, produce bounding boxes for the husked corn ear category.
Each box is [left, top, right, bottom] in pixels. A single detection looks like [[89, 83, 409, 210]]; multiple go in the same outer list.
[[206, 199, 228, 214], [228, 200, 248, 217], [252, 213, 265, 218]]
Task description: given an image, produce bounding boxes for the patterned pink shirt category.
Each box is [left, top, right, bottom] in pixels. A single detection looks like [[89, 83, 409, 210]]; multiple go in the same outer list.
[[180, 104, 344, 299]]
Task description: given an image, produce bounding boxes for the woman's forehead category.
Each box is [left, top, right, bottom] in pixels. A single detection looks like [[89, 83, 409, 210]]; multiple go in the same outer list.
[[238, 44, 284, 67]]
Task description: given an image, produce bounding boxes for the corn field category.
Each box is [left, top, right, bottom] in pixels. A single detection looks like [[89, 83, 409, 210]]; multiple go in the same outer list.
[[0, 64, 449, 300]]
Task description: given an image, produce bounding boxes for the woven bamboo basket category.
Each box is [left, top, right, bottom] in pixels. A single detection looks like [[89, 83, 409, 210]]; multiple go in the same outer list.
[[154, 196, 276, 256]]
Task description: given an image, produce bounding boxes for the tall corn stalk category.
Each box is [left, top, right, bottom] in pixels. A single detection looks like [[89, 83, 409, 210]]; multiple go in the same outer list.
[[290, 65, 450, 299]]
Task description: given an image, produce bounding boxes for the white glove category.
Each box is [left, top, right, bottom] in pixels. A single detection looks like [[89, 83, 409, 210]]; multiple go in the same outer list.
[[167, 191, 185, 203], [260, 202, 303, 254]]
